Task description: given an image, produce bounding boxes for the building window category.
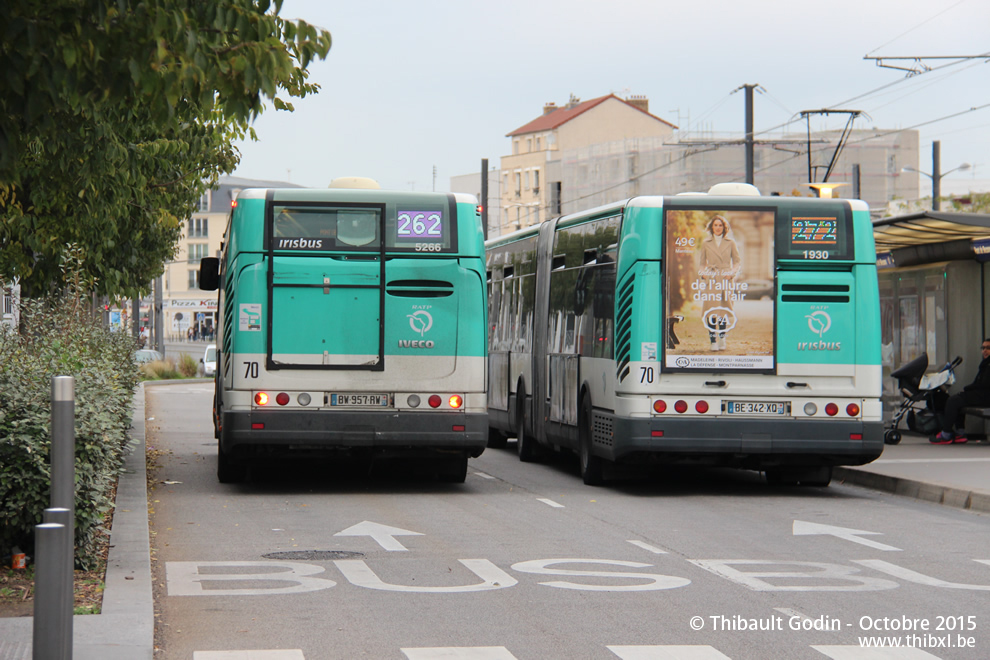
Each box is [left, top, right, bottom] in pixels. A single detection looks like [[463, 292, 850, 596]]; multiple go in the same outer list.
[[188, 270, 200, 290], [197, 191, 211, 212], [188, 243, 209, 263], [535, 137, 541, 151], [533, 169, 540, 193], [524, 171, 530, 190], [188, 217, 209, 238], [514, 172, 522, 197], [513, 140, 519, 155]]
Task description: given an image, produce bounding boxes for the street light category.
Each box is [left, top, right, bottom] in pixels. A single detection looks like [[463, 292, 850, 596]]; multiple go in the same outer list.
[[901, 140, 971, 211]]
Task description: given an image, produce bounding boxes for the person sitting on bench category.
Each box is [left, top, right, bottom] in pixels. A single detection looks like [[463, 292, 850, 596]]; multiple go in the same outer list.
[[935, 339, 990, 443]]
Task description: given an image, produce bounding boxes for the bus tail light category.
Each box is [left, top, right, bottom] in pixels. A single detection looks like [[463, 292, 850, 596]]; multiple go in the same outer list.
[[846, 403, 860, 417], [674, 400, 688, 414], [695, 400, 709, 414], [251, 422, 265, 430], [449, 395, 463, 409], [276, 392, 290, 406], [428, 395, 442, 408], [255, 392, 269, 406], [825, 403, 839, 416], [653, 400, 667, 413], [850, 433, 863, 440]]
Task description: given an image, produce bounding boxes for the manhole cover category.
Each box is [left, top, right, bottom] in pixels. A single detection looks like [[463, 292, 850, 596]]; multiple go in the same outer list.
[[262, 550, 364, 561]]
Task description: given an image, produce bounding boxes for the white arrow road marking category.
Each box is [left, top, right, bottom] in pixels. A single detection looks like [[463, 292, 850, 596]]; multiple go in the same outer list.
[[194, 652, 305, 660], [334, 520, 424, 551], [812, 646, 943, 659], [402, 648, 518, 659], [608, 646, 732, 659], [793, 520, 901, 552]]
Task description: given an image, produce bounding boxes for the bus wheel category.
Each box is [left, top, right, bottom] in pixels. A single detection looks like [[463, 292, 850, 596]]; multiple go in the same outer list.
[[579, 393, 605, 486], [217, 441, 247, 484], [487, 427, 508, 449], [437, 455, 469, 483]]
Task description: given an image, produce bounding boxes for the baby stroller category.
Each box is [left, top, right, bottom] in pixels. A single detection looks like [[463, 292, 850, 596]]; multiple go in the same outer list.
[[885, 353, 961, 445]]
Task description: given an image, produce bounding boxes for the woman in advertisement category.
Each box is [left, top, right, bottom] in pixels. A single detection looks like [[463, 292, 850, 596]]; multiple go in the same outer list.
[[698, 215, 741, 351]]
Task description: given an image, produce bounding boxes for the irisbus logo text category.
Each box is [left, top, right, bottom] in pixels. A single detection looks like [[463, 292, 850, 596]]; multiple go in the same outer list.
[[277, 238, 323, 249]]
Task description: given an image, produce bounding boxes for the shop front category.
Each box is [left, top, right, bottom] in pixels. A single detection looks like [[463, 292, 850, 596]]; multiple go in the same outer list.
[[167, 298, 218, 341]]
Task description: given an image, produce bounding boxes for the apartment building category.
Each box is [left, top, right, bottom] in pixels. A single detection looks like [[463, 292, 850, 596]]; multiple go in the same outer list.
[[453, 93, 922, 237], [498, 94, 676, 233], [161, 176, 298, 340]]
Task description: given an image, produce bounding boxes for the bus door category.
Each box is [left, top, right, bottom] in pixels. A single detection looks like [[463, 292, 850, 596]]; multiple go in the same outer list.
[[267, 202, 387, 371], [531, 219, 558, 444]]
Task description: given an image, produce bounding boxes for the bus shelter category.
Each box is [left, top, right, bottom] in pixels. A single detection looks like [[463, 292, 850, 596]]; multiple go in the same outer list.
[[873, 211, 990, 420]]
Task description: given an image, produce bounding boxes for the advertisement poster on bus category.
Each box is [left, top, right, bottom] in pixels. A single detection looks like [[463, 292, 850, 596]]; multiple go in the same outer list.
[[664, 207, 775, 371]]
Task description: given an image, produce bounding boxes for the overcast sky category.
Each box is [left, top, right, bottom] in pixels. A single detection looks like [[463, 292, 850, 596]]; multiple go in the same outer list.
[[231, 0, 990, 198]]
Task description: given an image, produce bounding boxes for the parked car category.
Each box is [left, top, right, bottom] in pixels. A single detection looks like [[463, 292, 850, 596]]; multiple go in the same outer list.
[[135, 349, 164, 364], [201, 344, 217, 377]]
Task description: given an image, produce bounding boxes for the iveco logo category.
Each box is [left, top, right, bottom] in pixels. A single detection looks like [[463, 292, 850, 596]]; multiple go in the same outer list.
[[398, 340, 435, 348], [407, 310, 433, 336]]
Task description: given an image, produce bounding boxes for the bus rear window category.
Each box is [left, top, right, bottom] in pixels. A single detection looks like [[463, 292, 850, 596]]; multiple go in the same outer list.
[[269, 201, 458, 253], [272, 205, 381, 251]]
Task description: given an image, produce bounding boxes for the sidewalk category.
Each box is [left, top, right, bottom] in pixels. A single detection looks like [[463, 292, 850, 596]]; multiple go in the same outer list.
[[0, 384, 153, 660], [0, 405, 987, 659], [835, 430, 990, 513]]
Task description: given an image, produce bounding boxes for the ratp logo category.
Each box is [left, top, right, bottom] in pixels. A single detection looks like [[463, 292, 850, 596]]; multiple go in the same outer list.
[[805, 310, 831, 338], [407, 310, 433, 336]]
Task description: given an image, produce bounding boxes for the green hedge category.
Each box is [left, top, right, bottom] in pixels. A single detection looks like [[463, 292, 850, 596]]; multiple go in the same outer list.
[[0, 295, 139, 571]]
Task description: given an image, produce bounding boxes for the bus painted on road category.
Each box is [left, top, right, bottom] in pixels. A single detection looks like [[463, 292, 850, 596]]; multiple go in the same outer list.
[[200, 180, 488, 482], [485, 183, 882, 486]]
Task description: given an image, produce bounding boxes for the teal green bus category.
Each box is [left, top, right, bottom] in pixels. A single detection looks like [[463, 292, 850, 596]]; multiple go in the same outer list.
[[486, 183, 882, 486], [199, 181, 488, 482]]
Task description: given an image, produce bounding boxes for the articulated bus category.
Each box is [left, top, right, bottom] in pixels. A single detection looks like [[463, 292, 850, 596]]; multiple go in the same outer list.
[[485, 183, 882, 486], [199, 179, 488, 483]]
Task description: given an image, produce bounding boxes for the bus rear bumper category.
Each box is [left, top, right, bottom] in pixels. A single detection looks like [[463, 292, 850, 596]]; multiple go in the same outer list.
[[221, 409, 488, 458], [609, 417, 884, 468]]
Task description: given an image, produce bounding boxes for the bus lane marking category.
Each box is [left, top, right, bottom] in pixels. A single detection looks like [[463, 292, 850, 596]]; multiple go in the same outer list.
[[194, 651, 305, 660], [628, 540, 668, 554], [608, 646, 731, 659], [402, 647, 517, 659], [537, 498, 565, 508], [334, 559, 517, 593], [793, 521, 901, 552], [812, 646, 943, 659], [334, 520, 423, 552]]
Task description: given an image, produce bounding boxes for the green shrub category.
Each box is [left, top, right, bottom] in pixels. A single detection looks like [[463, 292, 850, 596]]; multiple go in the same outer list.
[[0, 287, 139, 571], [178, 352, 198, 378]]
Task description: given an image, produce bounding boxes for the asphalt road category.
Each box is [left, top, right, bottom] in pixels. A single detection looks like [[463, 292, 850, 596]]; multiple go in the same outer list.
[[147, 383, 990, 660]]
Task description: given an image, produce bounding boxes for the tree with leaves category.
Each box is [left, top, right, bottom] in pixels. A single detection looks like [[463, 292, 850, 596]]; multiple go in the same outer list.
[[0, 0, 332, 298]]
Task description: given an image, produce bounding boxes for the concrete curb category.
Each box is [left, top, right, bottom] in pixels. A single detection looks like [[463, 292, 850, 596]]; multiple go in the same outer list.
[[834, 466, 990, 514], [0, 383, 154, 660]]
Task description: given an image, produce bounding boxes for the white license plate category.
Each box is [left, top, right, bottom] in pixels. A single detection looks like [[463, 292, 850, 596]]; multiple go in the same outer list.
[[726, 401, 789, 415], [330, 393, 390, 407]]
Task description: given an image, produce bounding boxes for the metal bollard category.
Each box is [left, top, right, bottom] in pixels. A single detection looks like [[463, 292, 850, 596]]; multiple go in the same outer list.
[[44, 508, 74, 657], [43, 375, 76, 659], [50, 376, 75, 513], [33, 522, 71, 660]]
